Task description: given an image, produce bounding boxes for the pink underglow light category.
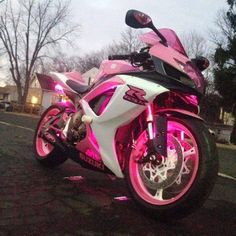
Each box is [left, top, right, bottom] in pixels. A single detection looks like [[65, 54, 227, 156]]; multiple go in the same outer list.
[[181, 131, 185, 141], [147, 104, 153, 122], [85, 149, 100, 161], [185, 95, 198, 106], [90, 131, 99, 148], [55, 84, 64, 94], [147, 105, 155, 139]]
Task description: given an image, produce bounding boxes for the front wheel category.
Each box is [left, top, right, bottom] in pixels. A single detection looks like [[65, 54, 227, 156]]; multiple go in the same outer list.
[[125, 117, 218, 219]]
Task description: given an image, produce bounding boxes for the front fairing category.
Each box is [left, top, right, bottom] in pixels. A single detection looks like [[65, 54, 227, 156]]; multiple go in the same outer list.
[[150, 43, 205, 93], [140, 30, 206, 94]]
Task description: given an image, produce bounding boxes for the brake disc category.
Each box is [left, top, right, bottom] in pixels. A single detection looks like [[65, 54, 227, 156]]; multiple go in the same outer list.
[[138, 135, 183, 190]]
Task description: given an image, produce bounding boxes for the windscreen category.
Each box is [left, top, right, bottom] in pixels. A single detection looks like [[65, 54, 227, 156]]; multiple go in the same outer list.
[[139, 28, 188, 56]]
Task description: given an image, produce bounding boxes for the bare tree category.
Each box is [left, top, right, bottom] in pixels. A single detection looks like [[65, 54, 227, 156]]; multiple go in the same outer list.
[[38, 27, 144, 75], [210, 9, 235, 47], [76, 29, 144, 74], [180, 30, 216, 95], [77, 52, 103, 73], [120, 28, 144, 53], [181, 30, 211, 58], [0, 0, 78, 104]]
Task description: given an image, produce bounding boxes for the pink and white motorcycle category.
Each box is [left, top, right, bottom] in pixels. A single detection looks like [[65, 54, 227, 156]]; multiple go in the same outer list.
[[34, 10, 218, 219]]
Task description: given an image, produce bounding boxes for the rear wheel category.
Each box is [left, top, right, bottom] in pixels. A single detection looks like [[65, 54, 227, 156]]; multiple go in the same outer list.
[[126, 117, 218, 219], [34, 104, 69, 168]]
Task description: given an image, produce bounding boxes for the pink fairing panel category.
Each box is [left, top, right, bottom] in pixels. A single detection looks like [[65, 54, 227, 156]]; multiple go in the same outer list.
[[139, 29, 187, 56], [93, 60, 140, 83], [76, 125, 102, 162], [83, 77, 124, 102], [140, 29, 205, 93], [150, 43, 205, 93]]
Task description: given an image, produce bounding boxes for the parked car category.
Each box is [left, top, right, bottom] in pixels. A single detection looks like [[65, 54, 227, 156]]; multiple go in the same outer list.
[[0, 101, 13, 111], [0, 101, 10, 109]]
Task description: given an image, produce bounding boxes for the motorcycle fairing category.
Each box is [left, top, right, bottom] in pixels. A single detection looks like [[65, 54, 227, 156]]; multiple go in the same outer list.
[[152, 45, 205, 93], [93, 60, 140, 84], [139, 29, 205, 94], [78, 74, 169, 177], [123, 71, 202, 97], [49, 72, 84, 94], [156, 108, 203, 120], [139, 29, 187, 56]]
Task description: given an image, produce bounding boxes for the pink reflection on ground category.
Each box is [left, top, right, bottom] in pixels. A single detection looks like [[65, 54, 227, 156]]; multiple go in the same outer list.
[[64, 176, 84, 181], [114, 196, 130, 201]]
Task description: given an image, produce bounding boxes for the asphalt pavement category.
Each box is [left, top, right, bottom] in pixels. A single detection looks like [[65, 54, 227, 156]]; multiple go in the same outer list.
[[0, 111, 235, 236]]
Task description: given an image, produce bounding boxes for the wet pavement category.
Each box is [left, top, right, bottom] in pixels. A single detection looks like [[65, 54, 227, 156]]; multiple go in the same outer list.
[[0, 111, 236, 235]]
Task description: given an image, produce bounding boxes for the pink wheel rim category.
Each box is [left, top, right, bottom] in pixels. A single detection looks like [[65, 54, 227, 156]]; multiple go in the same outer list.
[[35, 108, 60, 158], [129, 120, 199, 206]]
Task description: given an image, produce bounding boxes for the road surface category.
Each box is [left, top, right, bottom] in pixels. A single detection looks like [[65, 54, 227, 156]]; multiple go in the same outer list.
[[0, 111, 235, 235]]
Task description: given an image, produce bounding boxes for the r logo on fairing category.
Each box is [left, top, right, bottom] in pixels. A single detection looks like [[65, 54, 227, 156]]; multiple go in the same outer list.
[[123, 85, 148, 105]]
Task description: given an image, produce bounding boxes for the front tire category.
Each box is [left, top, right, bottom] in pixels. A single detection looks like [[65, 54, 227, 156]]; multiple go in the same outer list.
[[125, 117, 218, 219], [33, 104, 68, 168]]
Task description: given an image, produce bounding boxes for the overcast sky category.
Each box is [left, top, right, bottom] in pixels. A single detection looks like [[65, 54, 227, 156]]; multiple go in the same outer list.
[[70, 0, 227, 54], [0, 0, 228, 85]]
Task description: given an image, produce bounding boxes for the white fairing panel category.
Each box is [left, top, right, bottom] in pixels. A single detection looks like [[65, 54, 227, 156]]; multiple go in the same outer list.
[[80, 75, 169, 178]]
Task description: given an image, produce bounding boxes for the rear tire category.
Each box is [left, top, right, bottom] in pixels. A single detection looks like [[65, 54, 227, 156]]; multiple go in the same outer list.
[[125, 117, 218, 219], [33, 104, 68, 168]]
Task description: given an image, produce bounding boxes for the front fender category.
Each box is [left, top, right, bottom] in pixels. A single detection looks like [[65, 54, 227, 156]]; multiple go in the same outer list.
[[156, 108, 203, 121], [151, 109, 202, 158]]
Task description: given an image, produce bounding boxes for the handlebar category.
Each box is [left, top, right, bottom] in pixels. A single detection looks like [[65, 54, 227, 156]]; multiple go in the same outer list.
[[108, 52, 151, 64], [108, 54, 131, 60]]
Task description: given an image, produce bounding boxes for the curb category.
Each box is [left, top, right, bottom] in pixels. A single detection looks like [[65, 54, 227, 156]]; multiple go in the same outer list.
[[3, 111, 40, 119], [216, 143, 236, 150]]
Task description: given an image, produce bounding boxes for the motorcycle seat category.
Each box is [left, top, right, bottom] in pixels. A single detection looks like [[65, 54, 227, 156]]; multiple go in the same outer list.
[[63, 71, 93, 94], [50, 71, 93, 94], [66, 79, 93, 94]]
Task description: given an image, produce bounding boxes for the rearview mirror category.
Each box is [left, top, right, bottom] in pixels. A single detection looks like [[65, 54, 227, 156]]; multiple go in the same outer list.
[[125, 9, 167, 45], [125, 9, 153, 29], [191, 56, 210, 71]]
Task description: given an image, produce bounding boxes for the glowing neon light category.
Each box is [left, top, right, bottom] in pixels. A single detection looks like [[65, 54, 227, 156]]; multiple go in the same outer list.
[[55, 84, 64, 94], [185, 95, 198, 105], [146, 104, 154, 139], [85, 149, 100, 161], [147, 104, 153, 122]]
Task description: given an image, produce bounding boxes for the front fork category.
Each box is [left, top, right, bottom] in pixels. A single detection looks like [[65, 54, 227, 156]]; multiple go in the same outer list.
[[146, 104, 167, 157]]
